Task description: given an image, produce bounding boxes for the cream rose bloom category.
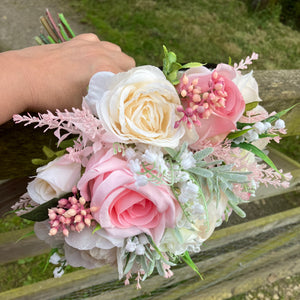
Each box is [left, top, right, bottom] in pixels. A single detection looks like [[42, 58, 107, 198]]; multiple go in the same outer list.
[[84, 66, 185, 148]]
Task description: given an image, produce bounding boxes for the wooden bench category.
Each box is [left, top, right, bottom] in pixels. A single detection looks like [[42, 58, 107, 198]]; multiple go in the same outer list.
[[0, 69, 299, 299]]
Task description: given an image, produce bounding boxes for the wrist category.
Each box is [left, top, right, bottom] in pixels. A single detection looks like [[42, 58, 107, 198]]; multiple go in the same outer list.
[[0, 50, 34, 118]]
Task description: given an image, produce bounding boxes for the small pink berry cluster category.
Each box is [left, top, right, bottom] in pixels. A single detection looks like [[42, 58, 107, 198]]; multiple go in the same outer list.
[[175, 71, 228, 129], [48, 188, 99, 237]]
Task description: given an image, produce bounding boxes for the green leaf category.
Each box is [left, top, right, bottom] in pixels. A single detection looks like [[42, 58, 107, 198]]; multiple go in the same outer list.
[[92, 224, 101, 234], [58, 138, 76, 149], [245, 101, 259, 112], [237, 121, 254, 129], [31, 158, 51, 166], [232, 142, 280, 173], [181, 62, 202, 69], [227, 128, 251, 140], [20, 193, 73, 221], [168, 51, 177, 64], [264, 104, 297, 123], [259, 133, 278, 138], [42, 146, 55, 159], [43, 248, 58, 272], [181, 251, 203, 279], [15, 230, 35, 243]]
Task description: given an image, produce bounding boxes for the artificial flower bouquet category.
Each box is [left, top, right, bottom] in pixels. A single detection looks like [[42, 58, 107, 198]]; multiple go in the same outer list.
[[12, 12, 293, 287]]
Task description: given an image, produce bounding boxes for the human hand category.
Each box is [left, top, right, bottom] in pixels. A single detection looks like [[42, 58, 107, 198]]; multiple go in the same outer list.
[[0, 34, 135, 124]]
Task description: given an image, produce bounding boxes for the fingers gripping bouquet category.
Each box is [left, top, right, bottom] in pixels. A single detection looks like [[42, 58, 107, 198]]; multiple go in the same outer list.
[[13, 47, 293, 288]]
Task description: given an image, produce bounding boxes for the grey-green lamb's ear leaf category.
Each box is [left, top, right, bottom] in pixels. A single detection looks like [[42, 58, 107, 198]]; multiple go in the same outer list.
[[20, 193, 73, 221], [193, 147, 214, 161], [188, 167, 214, 178], [164, 147, 177, 158]]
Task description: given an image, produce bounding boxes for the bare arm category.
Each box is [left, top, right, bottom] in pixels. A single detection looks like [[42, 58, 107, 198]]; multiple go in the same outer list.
[[0, 34, 135, 124]]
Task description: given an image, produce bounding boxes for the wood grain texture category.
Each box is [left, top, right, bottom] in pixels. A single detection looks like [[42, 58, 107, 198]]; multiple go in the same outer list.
[[1, 207, 299, 300]]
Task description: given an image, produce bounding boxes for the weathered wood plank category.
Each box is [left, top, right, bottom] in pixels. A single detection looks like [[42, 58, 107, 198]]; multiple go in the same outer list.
[[0, 226, 49, 265], [1, 206, 299, 300], [253, 69, 300, 137]]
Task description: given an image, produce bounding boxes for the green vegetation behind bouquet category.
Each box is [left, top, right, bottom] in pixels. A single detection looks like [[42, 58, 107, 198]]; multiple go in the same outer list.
[[70, 0, 300, 69]]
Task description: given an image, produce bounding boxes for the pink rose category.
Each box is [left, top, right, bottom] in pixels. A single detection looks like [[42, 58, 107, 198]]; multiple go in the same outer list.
[[77, 149, 179, 244], [178, 64, 245, 147]]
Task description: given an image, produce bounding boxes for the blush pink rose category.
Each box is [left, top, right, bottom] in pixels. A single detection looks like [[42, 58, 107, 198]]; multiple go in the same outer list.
[[179, 64, 245, 148], [77, 149, 179, 244]]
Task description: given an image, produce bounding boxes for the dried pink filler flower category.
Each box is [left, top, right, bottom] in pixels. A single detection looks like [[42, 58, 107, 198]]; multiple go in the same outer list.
[[48, 187, 99, 237]]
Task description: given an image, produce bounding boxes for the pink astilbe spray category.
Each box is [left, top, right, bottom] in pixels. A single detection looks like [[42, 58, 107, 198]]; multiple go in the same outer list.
[[13, 107, 106, 162], [11, 193, 39, 216], [48, 187, 99, 237], [234, 53, 259, 71]]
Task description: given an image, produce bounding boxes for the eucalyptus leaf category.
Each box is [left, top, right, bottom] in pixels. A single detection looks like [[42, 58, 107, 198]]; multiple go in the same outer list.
[[20, 193, 73, 221]]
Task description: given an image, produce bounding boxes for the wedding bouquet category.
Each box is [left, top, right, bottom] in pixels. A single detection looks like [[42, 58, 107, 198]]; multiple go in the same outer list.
[[12, 13, 293, 287]]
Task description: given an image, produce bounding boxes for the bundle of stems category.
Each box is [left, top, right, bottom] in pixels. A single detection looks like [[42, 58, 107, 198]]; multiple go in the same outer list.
[[35, 9, 75, 45]]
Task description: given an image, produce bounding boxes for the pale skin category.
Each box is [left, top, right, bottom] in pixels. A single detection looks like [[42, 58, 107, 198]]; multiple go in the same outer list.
[[0, 33, 135, 124]]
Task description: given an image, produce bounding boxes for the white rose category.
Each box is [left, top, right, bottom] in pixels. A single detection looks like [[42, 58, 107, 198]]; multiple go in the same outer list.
[[233, 70, 262, 104], [27, 155, 81, 204], [84, 66, 185, 148], [159, 228, 203, 255], [64, 227, 123, 269]]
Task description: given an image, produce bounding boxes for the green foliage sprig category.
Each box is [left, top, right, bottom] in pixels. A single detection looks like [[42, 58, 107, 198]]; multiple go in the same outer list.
[[162, 46, 202, 85]]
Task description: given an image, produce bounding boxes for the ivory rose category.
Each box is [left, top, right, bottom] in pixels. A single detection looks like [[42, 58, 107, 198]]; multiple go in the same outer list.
[[179, 64, 245, 147], [233, 70, 262, 104], [77, 149, 180, 244], [27, 155, 81, 204], [84, 66, 185, 148]]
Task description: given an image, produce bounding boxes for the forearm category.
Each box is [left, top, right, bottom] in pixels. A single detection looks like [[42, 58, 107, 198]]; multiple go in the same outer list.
[[0, 50, 33, 124], [0, 34, 135, 125]]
